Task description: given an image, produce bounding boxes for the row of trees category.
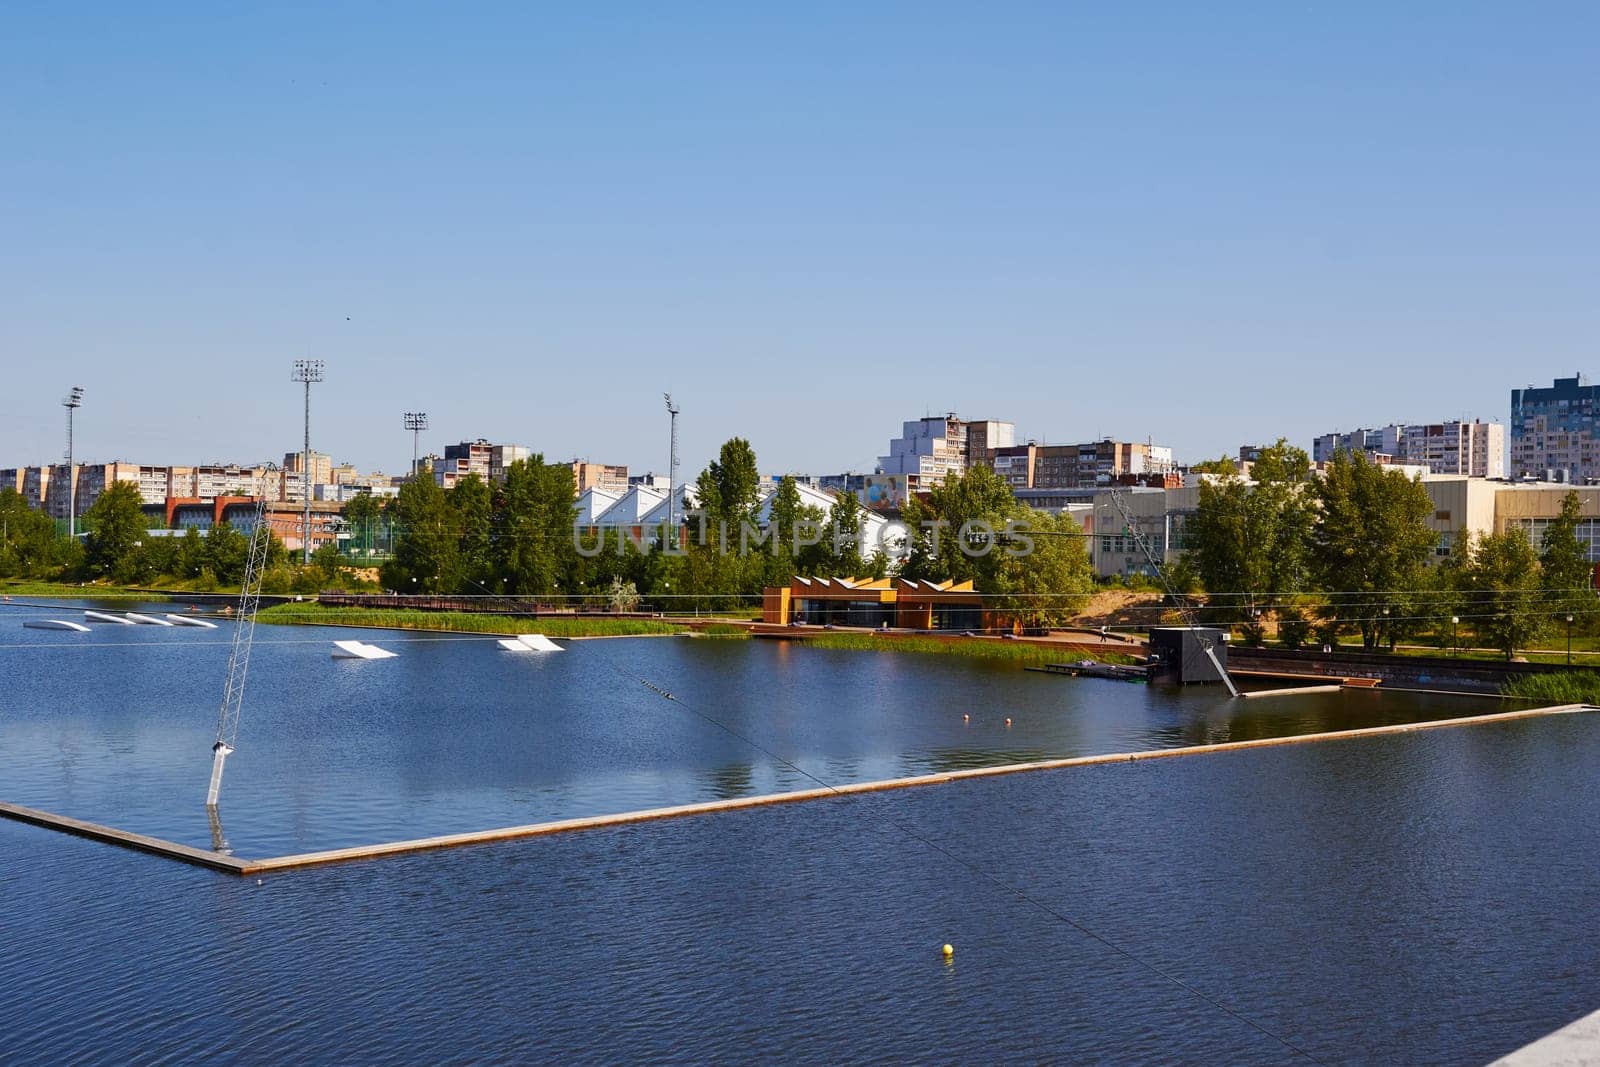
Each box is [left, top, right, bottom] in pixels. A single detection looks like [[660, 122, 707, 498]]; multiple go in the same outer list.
[[1182, 442, 1595, 658], [0, 482, 359, 594], [373, 439, 1099, 620]]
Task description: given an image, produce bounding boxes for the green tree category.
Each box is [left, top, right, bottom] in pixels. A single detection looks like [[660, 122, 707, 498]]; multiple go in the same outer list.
[[686, 439, 765, 608], [310, 541, 347, 586], [381, 466, 462, 593], [900, 465, 1021, 587], [1183, 439, 1314, 627], [142, 533, 179, 579], [0, 488, 62, 578], [342, 491, 383, 558], [1539, 490, 1596, 633], [816, 489, 868, 577], [1190, 455, 1237, 475], [992, 510, 1096, 627], [175, 526, 206, 579], [1463, 528, 1546, 660], [494, 458, 577, 598], [81, 482, 149, 582], [1309, 450, 1437, 649], [204, 522, 251, 586], [449, 474, 495, 592]]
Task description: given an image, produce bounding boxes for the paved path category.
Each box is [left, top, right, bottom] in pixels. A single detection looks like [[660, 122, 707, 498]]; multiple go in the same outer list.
[[1491, 1008, 1600, 1065]]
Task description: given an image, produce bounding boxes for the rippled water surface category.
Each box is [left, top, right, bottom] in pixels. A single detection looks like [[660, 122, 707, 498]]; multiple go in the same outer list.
[[3, 712, 1598, 1065], [0, 603, 1516, 855]]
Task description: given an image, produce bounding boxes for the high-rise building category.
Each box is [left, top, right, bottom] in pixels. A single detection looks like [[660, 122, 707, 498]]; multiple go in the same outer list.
[[283, 450, 334, 485], [878, 414, 1015, 487], [1314, 421, 1504, 479], [1398, 422, 1505, 479], [435, 440, 493, 488], [1511, 376, 1600, 483]]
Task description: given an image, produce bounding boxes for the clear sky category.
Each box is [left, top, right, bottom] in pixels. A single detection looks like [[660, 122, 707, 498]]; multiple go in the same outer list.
[[2, 3, 1595, 477]]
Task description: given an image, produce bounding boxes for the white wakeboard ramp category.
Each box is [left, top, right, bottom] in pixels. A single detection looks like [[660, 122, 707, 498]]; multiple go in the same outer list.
[[499, 633, 564, 652], [164, 614, 218, 628], [124, 612, 175, 626], [331, 639, 398, 660], [84, 610, 135, 625], [24, 619, 91, 632]]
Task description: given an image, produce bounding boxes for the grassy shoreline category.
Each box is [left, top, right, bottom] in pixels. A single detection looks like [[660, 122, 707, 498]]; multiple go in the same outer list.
[[0, 580, 173, 601], [792, 631, 1139, 665], [254, 604, 686, 638]]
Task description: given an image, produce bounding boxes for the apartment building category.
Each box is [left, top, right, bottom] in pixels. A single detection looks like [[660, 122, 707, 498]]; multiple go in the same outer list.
[[490, 444, 532, 482], [878, 414, 1016, 488], [1313, 422, 1504, 478], [283, 450, 334, 485], [569, 461, 629, 494], [431, 440, 535, 488], [995, 439, 1176, 491], [1510, 375, 1600, 483]]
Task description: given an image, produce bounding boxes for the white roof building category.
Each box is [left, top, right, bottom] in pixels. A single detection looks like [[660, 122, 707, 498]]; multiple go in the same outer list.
[[591, 486, 666, 528], [575, 486, 623, 525]]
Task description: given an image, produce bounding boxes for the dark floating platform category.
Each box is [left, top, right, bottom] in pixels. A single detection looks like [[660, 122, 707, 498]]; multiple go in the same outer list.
[[1028, 661, 1151, 683]]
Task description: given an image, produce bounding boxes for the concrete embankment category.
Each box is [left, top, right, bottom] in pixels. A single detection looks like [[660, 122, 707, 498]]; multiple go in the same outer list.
[[1228, 646, 1590, 694]]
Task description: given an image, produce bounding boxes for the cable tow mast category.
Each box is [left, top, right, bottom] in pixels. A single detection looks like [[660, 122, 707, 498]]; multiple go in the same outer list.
[[206, 486, 274, 809], [1107, 486, 1240, 698]]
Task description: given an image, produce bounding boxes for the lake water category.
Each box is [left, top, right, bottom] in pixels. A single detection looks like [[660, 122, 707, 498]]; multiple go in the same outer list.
[[3, 709, 1598, 1064], [0, 601, 1516, 855], [3, 601, 1593, 1064]]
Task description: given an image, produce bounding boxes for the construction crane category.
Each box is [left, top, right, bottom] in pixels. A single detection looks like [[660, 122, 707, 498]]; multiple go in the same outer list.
[[205, 477, 276, 813], [1106, 487, 1240, 697]]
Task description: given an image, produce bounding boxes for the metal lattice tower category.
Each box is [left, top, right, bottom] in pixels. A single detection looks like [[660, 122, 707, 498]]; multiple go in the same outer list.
[[1107, 487, 1239, 698], [664, 393, 680, 548], [206, 488, 275, 808]]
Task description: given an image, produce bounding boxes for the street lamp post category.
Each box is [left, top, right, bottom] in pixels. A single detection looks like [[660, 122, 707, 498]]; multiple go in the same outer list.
[[1382, 606, 1390, 652], [1567, 614, 1575, 665], [62, 386, 83, 540], [292, 360, 325, 565], [1450, 615, 1459, 657]]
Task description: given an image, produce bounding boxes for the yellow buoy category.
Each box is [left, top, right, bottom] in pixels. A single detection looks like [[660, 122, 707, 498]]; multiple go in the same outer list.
[[942, 943, 954, 958]]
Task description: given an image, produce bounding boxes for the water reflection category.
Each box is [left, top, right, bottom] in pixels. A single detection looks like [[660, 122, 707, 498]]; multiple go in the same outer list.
[[0, 615, 1527, 855], [703, 763, 754, 800]]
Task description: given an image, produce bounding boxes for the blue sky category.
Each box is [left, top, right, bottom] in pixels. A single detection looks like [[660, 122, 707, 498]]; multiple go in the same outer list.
[[2, 3, 1595, 477]]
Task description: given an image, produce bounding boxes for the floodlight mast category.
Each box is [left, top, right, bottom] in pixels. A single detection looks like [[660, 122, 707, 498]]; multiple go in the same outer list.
[[62, 387, 83, 540], [206, 475, 275, 812], [404, 412, 429, 479], [664, 394, 680, 549], [292, 359, 325, 564]]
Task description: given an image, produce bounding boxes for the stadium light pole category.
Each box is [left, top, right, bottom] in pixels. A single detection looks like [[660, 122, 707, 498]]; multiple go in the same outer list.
[[404, 412, 429, 479], [664, 393, 679, 549], [292, 360, 324, 565], [62, 387, 84, 540]]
